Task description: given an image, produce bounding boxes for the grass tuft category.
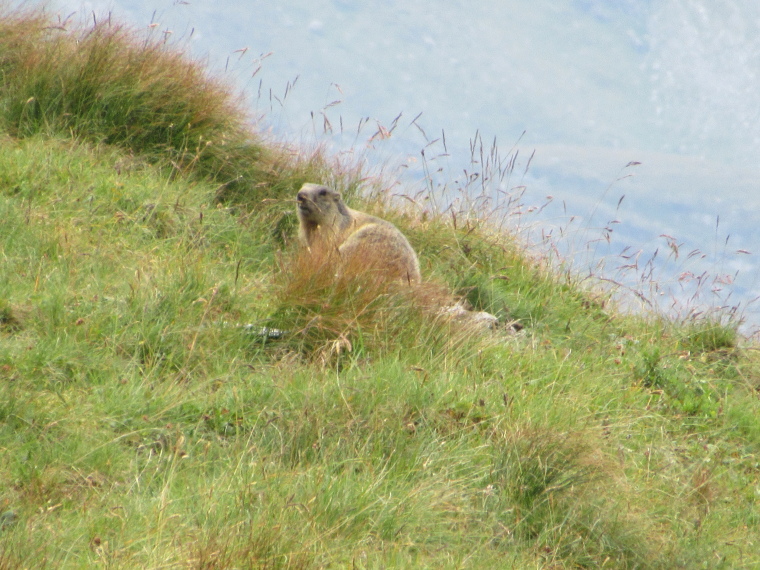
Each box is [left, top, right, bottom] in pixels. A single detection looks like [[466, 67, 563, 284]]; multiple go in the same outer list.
[[266, 239, 493, 365], [0, 6, 351, 206], [678, 319, 738, 354], [485, 425, 658, 567]]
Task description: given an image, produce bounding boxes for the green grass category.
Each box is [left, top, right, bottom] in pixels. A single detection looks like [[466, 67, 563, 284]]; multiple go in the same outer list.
[[1, 7, 760, 569]]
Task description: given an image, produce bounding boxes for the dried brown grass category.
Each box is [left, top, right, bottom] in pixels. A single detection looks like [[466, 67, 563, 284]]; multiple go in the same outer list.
[[267, 238, 493, 364]]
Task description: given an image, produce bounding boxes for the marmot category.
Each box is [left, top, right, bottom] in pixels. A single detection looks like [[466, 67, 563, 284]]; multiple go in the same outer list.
[[296, 183, 421, 284]]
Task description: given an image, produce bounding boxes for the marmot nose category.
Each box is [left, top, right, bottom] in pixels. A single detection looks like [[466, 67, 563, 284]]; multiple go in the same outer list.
[[297, 191, 305, 202]]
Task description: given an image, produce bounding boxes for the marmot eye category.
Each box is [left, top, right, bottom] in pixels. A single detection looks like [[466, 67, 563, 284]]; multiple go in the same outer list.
[[318, 189, 328, 196]]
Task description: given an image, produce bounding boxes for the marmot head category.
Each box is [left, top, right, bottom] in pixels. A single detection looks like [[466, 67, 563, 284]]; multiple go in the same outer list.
[[296, 183, 344, 224]]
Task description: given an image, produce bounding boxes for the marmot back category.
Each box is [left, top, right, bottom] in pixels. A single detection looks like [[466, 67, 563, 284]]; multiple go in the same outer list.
[[296, 183, 421, 284]]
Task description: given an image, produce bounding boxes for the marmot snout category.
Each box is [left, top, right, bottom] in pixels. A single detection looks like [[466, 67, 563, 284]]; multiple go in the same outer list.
[[296, 185, 331, 220]]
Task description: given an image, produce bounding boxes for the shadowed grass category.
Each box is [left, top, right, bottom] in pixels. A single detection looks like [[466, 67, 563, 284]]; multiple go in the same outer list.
[[0, 5, 353, 205]]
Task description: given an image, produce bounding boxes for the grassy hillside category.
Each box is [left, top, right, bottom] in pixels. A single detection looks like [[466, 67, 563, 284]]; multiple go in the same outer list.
[[1, 7, 760, 569]]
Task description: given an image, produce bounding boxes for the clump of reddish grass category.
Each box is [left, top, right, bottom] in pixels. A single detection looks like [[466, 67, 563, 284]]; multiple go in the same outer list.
[[266, 238, 493, 364]]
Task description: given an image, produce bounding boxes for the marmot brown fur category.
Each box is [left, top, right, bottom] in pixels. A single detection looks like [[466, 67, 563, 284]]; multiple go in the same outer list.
[[296, 183, 421, 283]]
